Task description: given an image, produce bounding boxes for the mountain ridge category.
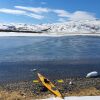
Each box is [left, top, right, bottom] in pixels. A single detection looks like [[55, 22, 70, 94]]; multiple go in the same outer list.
[[0, 20, 100, 33]]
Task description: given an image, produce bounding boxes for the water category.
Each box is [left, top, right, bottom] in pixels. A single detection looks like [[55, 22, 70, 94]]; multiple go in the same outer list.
[[0, 36, 100, 82]]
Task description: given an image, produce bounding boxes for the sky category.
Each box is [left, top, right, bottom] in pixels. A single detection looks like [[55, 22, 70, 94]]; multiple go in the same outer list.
[[0, 0, 100, 24]]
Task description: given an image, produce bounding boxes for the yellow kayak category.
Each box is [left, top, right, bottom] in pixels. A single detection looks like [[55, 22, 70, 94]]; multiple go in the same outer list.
[[37, 73, 63, 99]]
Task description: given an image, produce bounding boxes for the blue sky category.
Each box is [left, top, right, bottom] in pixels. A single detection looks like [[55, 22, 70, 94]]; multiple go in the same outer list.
[[0, 0, 100, 24]]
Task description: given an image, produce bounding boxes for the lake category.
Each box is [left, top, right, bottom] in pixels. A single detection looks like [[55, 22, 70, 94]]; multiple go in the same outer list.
[[0, 36, 100, 82]]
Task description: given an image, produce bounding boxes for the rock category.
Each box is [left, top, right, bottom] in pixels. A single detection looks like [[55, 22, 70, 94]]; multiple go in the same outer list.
[[69, 81, 73, 85], [86, 71, 99, 78]]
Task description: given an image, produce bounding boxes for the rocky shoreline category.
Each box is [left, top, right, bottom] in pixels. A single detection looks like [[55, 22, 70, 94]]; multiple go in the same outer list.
[[0, 78, 100, 100]]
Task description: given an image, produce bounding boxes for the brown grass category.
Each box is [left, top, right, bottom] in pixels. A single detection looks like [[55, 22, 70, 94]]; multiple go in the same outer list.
[[0, 90, 33, 100], [0, 87, 100, 100]]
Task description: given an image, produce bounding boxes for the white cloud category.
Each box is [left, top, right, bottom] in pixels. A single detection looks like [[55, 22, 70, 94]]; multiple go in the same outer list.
[[69, 11, 96, 20], [25, 13, 44, 19], [0, 8, 26, 14], [53, 9, 96, 21], [0, 6, 96, 21], [15, 6, 49, 13], [53, 9, 70, 17], [0, 8, 44, 20]]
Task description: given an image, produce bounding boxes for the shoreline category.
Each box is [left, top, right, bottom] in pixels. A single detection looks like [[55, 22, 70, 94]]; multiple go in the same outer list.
[[0, 77, 100, 100], [0, 32, 100, 37]]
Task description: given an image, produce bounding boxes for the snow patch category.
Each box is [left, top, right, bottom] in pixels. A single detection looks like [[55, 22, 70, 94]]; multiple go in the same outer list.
[[36, 96, 100, 100]]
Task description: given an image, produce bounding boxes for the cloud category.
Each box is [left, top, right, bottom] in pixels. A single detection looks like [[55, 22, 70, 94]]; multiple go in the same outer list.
[[25, 13, 44, 19], [53, 9, 96, 21], [0, 6, 96, 21], [53, 9, 70, 17], [0, 8, 26, 15], [69, 11, 96, 20], [0, 8, 44, 20], [13, 6, 96, 21], [15, 6, 49, 13]]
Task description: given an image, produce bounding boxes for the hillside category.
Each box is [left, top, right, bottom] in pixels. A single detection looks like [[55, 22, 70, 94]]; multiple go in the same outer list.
[[0, 20, 100, 34]]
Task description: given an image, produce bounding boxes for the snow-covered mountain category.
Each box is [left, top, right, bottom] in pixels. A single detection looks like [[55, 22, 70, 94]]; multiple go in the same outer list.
[[0, 20, 100, 33]]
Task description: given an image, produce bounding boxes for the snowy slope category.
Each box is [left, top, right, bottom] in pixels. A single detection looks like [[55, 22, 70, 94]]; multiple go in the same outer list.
[[48, 20, 100, 33], [0, 20, 100, 33]]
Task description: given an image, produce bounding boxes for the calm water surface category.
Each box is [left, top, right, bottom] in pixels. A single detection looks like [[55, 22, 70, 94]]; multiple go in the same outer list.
[[0, 36, 100, 82]]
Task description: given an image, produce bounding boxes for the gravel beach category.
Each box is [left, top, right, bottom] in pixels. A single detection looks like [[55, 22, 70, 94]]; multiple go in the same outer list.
[[0, 78, 100, 100]]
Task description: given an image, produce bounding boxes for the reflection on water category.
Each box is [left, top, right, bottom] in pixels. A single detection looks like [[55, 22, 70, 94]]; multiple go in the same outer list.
[[0, 36, 100, 62]]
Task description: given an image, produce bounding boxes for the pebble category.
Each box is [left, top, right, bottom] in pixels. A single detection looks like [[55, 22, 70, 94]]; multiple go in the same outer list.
[[0, 78, 100, 98]]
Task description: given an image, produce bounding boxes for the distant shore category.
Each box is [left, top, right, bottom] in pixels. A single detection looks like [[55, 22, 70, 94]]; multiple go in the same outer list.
[[0, 32, 100, 37], [0, 78, 100, 100]]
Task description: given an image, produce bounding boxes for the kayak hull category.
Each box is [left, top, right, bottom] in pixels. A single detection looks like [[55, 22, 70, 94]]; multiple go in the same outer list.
[[37, 73, 63, 99]]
